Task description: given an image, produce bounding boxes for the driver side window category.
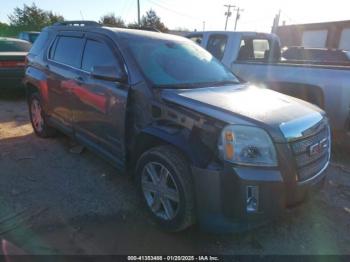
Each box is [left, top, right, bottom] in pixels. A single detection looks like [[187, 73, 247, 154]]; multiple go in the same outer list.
[[82, 40, 118, 72]]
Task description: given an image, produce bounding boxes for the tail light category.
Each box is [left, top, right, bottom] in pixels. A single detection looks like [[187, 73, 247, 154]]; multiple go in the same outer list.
[[0, 61, 25, 68]]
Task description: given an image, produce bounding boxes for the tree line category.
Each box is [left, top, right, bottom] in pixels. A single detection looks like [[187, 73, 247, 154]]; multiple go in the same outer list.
[[0, 3, 168, 37]]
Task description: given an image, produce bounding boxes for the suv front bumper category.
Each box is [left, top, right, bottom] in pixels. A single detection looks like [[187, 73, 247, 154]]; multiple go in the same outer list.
[[192, 159, 329, 233]]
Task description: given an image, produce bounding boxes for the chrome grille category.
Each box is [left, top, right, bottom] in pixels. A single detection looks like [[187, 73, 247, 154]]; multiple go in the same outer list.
[[290, 127, 328, 155], [290, 126, 330, 182]]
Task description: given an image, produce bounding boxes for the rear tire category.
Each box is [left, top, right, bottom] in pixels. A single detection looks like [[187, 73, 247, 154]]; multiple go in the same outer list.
[[136, 145, 195, 232], [28, 93, 56, 138]]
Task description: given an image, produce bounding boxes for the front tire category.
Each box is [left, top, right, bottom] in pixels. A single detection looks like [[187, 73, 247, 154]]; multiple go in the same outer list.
[[136, 145, 195, 232], [28, 93, 56, 138]]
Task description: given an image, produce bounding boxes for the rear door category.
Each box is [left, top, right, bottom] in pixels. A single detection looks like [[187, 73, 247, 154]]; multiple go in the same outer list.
[[71, 33, 129, 166], [46, 32, 85, 133]]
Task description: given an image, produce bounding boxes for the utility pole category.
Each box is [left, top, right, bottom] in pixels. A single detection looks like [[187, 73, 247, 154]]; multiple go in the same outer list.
[[234, 7, 244, 31], [224, 4, 235, 31], [137, 0, 141, 27], [79, 10, 84, 20], [271, 9, 281, 33]]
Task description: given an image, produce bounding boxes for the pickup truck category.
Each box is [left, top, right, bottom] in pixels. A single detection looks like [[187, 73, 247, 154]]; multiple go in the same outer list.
[[25, 22, 331, 232], [187, 31, 350, 146]]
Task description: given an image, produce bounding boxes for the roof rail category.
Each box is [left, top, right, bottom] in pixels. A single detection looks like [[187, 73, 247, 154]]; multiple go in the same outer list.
[[53, 21, 101, 27]]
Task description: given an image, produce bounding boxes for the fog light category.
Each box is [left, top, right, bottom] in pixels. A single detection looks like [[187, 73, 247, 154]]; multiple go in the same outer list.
[[246, 186, 259, 213]]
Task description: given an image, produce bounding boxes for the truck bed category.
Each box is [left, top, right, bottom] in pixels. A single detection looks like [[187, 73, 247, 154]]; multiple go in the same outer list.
[[237, 60, 350, 70]]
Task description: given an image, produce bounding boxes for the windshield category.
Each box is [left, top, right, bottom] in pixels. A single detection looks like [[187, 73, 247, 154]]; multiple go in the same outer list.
[[127, 38, 239, 87], [0, 39, 31, 52]]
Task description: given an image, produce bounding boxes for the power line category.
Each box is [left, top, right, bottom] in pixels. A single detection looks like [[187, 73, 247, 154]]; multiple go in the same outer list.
[[147, 0, 201, 21], [124, 0, 136, 21]]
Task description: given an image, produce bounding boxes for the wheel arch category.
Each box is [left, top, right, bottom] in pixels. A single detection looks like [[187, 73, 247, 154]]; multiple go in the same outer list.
[[128, 125, 215, 174], [24, 67, 50, 107], [25, 82, 39, 97], [268, 81, 325, 109]]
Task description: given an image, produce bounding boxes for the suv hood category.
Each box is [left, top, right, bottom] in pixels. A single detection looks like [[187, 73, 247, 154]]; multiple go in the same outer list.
[[161, 84, 325, 142]]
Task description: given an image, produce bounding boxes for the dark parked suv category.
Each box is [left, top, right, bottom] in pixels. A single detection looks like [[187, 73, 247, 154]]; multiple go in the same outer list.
[[25, 21, 331, 232]]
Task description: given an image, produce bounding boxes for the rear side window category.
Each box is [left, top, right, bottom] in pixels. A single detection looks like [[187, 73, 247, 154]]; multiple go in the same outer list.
[[238, 38, 274, 61], [82, 40, 118, 72], [51, 36, 84, 68], [252, 39, 270, 59], [207, 34, 227, 60], [30, 32, 49, 55]]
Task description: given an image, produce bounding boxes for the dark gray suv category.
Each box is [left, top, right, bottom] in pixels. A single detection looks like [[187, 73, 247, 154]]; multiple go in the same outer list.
[[24, 21, 331, 232]]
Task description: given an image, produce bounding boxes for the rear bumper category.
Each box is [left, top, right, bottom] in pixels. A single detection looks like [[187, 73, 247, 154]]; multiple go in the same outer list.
[[192, 160, 329, 233]]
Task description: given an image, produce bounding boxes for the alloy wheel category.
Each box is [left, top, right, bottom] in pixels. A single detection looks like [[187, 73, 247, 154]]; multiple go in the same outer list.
[[31, 99, 44, 133], [141, 162, 180, 220]]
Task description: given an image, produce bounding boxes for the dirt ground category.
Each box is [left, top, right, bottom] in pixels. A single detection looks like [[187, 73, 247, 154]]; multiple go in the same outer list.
[[0, 93, 350, 255]]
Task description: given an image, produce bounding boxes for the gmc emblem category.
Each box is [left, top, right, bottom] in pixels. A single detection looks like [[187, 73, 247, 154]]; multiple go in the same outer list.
[[309, 138, 328, 156]]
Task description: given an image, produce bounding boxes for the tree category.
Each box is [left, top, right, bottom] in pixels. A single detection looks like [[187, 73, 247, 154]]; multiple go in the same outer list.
[[46, 11, 64, 25], [0, 22, 10, 37], [100, 13, 126, 28], [140, 9, 168, 32], [127, 22, 140, 29], [8, 3, 64, 30]]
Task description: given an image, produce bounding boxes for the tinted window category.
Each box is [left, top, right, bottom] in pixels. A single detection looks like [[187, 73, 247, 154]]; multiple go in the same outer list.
[[237, 39, 254, 60], [82, 40, 117, 72], [30, 32, 49, 55], [52, 36, 84, 68], [128, 38, 238, 87], [207, 35, 227, 60], [188, 35, 203, 45], [0, 39, 31, 52]]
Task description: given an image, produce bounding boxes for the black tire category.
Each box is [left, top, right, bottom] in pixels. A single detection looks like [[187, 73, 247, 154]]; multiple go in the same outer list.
[[136, 145, 195, 232], [28, 92, 56, 138]]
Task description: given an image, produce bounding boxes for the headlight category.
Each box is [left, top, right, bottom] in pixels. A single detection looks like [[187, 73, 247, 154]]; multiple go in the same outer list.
[[218, 125, 277, 167]]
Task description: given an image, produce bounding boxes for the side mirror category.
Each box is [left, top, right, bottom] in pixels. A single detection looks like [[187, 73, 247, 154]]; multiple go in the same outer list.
[[91, 65, 127, 83]]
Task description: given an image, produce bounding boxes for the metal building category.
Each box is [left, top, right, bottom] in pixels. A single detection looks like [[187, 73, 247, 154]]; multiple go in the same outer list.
[[276, 20, 350, 50]]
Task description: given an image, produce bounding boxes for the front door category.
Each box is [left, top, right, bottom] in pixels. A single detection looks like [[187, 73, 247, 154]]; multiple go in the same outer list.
[[71, 34, 129, 167]]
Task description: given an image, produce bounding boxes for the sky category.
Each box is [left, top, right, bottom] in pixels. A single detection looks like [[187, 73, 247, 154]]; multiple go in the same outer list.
[[0, 0, 349, 32]]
